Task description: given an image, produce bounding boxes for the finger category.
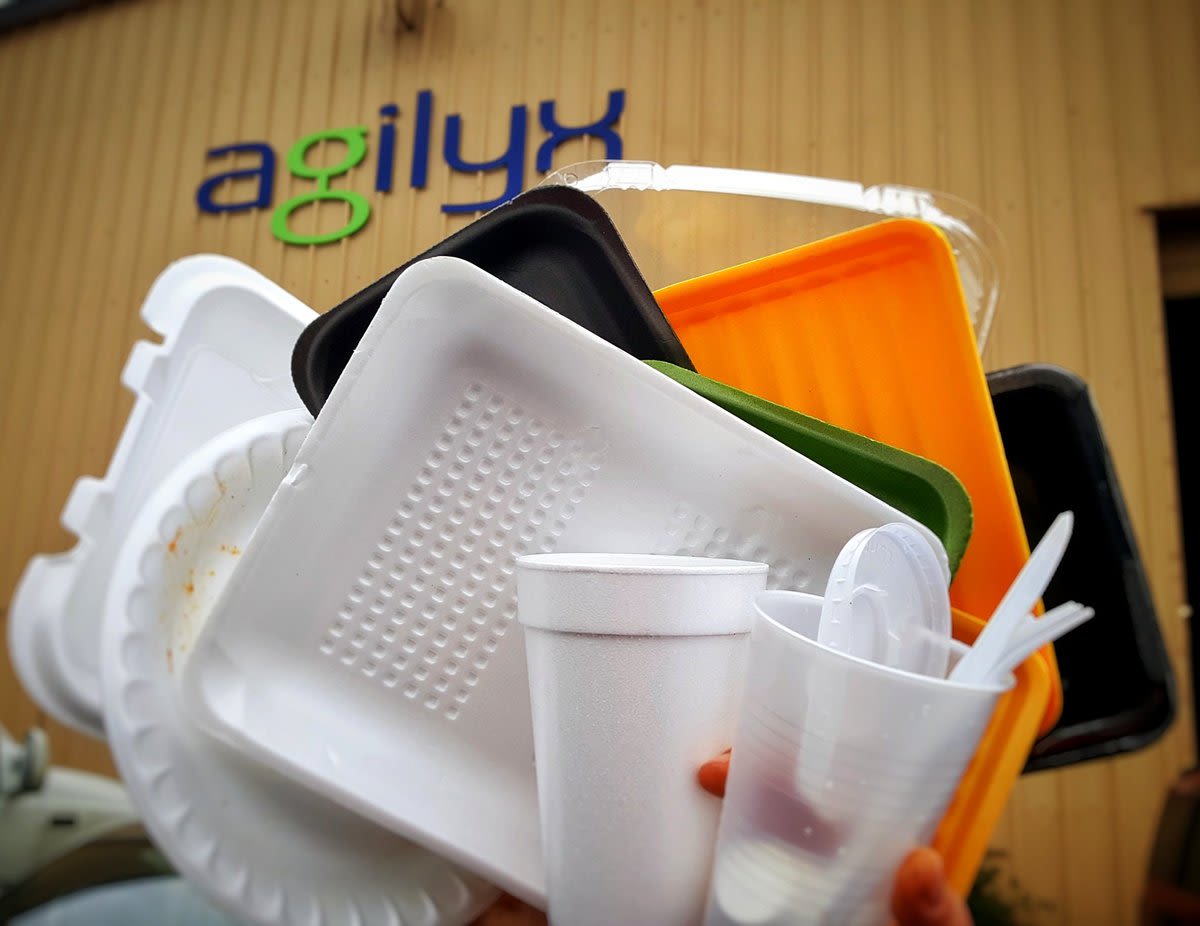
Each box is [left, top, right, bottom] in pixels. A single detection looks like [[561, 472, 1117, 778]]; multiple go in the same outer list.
[[698, 748, 732, 797], [469, 894, 548, 926], [890, 848, 973, 926]]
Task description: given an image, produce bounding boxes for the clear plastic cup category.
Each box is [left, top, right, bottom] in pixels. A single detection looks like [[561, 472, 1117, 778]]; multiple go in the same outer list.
[[705, 590, 1012, 926], [517, 553, 769, 926]]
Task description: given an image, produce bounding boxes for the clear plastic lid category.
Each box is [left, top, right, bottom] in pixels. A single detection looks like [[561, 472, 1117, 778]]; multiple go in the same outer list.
[[540, 161, 1003, 351]]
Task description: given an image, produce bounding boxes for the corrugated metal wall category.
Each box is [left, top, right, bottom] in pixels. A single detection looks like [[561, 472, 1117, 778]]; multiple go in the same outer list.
[[2, 1, 1198, 921]]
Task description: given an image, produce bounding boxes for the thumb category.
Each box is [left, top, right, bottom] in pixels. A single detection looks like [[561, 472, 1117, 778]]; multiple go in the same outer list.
[[890, 848, 973, 926], [697, 748, 732, 797]]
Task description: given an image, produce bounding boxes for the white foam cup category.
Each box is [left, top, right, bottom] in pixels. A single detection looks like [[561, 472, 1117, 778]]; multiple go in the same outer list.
[[517, 553, 768, 926]]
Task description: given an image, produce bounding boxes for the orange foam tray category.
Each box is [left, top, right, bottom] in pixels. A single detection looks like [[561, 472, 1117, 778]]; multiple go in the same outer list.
[[655, 220, 1059, 889]]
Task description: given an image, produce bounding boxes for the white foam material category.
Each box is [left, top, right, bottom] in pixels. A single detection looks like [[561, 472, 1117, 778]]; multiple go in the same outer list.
[[102, 409, 497, 926], [517, 554, 766, 926], [182, 256, 949, 904], [9, 255, 315, 736]]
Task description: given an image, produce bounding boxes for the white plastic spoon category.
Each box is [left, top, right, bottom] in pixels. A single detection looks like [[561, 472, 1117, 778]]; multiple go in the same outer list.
[[949, 511, 1074, 684]]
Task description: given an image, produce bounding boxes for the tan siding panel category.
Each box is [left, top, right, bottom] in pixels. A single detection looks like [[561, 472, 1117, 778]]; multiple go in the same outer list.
[[3, 2, 1198, 920]]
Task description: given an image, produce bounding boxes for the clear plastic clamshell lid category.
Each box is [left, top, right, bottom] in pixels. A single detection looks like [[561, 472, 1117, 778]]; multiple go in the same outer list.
[[541, 160, 1004, 352]]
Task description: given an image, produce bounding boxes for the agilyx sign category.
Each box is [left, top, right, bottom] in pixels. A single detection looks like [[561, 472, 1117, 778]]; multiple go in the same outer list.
[[195, 89, 625, 246]]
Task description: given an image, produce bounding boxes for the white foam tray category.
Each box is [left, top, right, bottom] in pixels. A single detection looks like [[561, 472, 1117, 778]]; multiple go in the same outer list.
[[103, 408, 497, 926], [8, 255, 316, 736], [183, 257, 948, 904]]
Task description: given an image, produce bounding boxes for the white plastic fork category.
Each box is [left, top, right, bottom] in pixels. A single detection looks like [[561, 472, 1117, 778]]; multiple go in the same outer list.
[[949, 511, 1075, 684], [977, 601, 1095, 685]]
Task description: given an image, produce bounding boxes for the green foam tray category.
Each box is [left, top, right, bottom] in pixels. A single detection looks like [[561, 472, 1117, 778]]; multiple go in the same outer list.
[[647, 361, 973, 575]]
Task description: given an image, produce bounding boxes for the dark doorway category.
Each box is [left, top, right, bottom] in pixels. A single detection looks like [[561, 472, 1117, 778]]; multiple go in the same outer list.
[[1159, 207, 1200, 748], [1165, 295, 1200, 746]]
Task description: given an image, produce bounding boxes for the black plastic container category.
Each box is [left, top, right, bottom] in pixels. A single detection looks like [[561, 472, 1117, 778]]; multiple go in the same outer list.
[[988, 364, 1176, 771], [292, 185, 693, 415]]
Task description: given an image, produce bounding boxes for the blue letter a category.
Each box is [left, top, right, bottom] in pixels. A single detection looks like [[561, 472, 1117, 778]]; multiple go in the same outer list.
[[196, 142, 276, 213]]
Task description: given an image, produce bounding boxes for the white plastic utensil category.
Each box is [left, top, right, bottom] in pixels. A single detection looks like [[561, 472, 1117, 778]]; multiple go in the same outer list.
[[949, 511, 1074, 684], [802, 523, 953, 828], [704, 591, 1010, 926], [182, 256, 946, 905], [817, 522, 951, 678], [978, 601, 1094, 686]]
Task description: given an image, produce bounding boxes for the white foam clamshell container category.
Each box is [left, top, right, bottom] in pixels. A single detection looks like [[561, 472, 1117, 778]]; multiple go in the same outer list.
[[182, 256, 950, 904], [103, 408, 497, 926], [8, 255, 315, 736]]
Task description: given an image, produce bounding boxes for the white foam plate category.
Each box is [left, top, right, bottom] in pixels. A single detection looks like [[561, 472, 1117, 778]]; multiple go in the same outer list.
[[182, 256, 949, 903], [9, 255, 315, 736], [103, 409, 497, 926]]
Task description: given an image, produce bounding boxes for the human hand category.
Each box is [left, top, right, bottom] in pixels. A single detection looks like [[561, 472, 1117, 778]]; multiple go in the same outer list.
[[470, 892, 546, 925], [699, 750, 972, 926], [470, 750, 973, 926]]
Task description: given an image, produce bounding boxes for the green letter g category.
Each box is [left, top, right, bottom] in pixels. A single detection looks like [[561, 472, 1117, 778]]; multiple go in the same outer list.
[[272, 126, 370, 245]]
